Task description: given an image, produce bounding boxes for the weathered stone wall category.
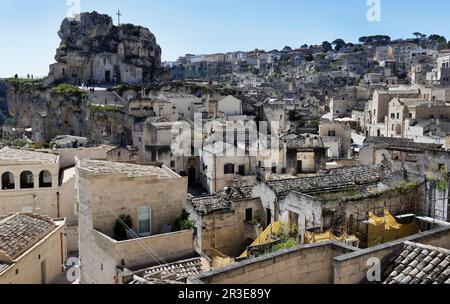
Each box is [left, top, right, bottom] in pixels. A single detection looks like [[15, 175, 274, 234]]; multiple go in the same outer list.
[[333, 226, 450, 284], [192, 198, 265, 257], [113, 230, 195, 268], [54, 146, 111, 168], [0, 161, 61, 218], [192, 242, 356, 284], [88, 173, 188, 237]]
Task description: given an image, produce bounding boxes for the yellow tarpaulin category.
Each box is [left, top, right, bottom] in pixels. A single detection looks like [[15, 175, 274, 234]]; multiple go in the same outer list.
[[239, 221, 283, 258], [211, 249, 235, 269], [368, 209, 420, 247], [304, 230, 359, 245]]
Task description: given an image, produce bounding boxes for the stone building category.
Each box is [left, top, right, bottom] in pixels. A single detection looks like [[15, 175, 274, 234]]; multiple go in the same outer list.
[[200, 141, 257, 194], [47, 12, 162, 85], [0, 213, 66, 284], [319, 121, 352, 159], [76, 159, 196, 284], [385, 97, 450, 138], [216, 95, 243, 118], [187, 186, 266, 258], [280, 133, 327, 176], [253, 165, 425, 247], [0, 148, 64, 218], [360, 137, 450, 221], [367, 89, 421, 137]]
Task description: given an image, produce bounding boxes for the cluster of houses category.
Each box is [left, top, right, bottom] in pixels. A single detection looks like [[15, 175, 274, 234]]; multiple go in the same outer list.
[[4, 31, 450, 284]]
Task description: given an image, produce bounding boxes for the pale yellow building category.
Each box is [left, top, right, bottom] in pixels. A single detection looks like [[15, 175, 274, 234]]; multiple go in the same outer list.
[[77, 159, 196, 284], [0, 213, 66, 284]]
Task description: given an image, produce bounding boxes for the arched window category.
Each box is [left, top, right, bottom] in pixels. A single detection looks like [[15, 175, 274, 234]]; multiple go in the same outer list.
[[20, 171, 34, 189], [39, 170, 52, 188], [2, 172, 15, 190]]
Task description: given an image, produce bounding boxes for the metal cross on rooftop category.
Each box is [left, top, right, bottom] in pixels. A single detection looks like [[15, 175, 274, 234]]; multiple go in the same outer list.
[[117, 10, 122, 26]]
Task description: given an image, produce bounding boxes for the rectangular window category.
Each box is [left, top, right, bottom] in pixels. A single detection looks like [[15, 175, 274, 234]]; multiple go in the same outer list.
[[224, 163, 235, 174], [138, 206, 152, 236], [245, 208, 253, 222], [328, 130, 336, 137]]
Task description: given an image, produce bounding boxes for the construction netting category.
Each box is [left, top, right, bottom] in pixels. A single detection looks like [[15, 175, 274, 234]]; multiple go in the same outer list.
[[367, 209, 420, 247], [304, 230, 360, 246]]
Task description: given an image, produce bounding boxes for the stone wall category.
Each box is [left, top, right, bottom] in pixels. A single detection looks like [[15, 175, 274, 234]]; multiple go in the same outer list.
[[333, 226, 450, 284], [54, 146, 111, 168], [113, 230, 195, 268], [191, 242, 356, 284], [192, 198, 265, 257]]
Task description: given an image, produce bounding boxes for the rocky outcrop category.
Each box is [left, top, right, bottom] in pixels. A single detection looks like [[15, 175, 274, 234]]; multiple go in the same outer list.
[[6, 80, 132, 145], [49, 11, 163, 84], [0, 79, 9, 124]]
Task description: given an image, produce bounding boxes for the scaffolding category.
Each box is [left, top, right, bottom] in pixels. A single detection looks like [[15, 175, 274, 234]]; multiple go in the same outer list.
[[346, 183, 450, 248]]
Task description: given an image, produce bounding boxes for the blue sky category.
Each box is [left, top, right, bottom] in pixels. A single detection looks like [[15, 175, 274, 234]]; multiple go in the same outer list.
[[0, 0, 449, 78]]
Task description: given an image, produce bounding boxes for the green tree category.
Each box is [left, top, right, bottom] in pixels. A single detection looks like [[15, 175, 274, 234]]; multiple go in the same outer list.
[[332, 39, 346, 51], [429, 34, 447, 48], [322, 41, 332, 52], [172, 209, 195, 232]]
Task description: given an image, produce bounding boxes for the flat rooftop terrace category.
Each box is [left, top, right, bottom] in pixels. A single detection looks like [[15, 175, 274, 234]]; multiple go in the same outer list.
[[78, 159, 180, 178]]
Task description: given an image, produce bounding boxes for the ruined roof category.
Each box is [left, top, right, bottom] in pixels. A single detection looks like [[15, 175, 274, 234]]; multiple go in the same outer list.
[[282, 134, 325, 149], [0, 213, 56, 261], [384, 242, 450, 284], [220, 186, 256, 200], [266, 165, 382, 196], [131, 258, 209, 284], [189, 186, 257, 215], [78, 159, 178, 178], [189, 195, 231, 215], [364, 137, 443, 151], [0, 147, 58, 164]]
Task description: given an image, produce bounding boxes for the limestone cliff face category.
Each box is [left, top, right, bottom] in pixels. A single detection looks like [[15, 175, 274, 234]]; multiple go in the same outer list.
[[50, 11, 163, 84], [6, 80, 132, 145], [0, 79, 9, 124]]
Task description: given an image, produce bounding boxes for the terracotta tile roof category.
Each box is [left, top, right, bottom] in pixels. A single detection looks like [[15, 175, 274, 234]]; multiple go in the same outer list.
[[266, 165, 382, 196], [0, 213, 56, 261], [189, 186, 257, 215], [385, 242, 450, 284], [132, 258, 209, 284]]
